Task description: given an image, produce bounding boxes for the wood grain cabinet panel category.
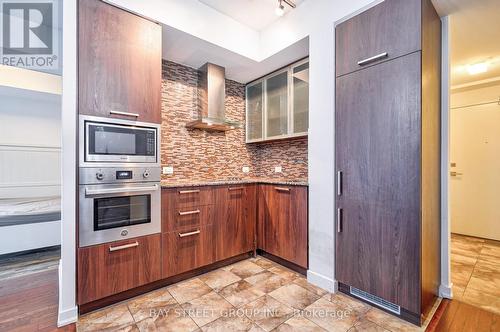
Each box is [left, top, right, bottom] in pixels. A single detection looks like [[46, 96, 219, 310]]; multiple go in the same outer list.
[[162, 225, 215, 278], [335, 0, 441, 324], [78, 0, 161, 123], [77, 234, 161, 305], [335, 0, 421, 77], [162, 187, 214, 212], [259, 185, 308, 268], [215, 186, 255, 261], [162, 205, 213, 233]]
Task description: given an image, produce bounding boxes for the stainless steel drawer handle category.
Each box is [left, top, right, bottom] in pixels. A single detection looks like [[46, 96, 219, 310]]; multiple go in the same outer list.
[[178, 209, 200, 216], [178, 230, 201, 238], [357, 52, 388, 66], [178, 189, 200, 194], [86, 184, 158, 196], [337, 171, 342, 196], [110, 110, 139, 117], [109, 241, 139, 252], [337, 208, 343, 233], [275, 187, 290, 192], [228, 187, 244, 191]]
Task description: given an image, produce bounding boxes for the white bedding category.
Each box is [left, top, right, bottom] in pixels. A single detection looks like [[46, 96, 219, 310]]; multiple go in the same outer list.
[[0, 196, 61, 216]]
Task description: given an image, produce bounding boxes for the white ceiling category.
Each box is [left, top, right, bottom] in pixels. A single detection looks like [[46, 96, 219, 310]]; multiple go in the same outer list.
[[198, 0, 305, 31], [433, 0, 500, 86], [162, 25, 308, 83]]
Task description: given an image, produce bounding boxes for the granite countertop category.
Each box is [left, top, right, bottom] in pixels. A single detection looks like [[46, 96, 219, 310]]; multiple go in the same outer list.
[[160, 178, 308, 188]]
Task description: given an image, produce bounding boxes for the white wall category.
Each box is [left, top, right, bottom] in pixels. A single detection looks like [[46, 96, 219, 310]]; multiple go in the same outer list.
[[0, 73, 62, 255]]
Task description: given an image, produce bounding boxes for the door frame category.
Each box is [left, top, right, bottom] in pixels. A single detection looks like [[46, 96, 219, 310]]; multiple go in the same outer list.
[[439, 15, 452, 299]]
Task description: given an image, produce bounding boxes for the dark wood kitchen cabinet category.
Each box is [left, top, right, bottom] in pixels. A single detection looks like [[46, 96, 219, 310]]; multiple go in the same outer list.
[[335, 0, 440, 325], [77, 234, 161, 305], [258, 185, 308, 269], [335, 0, 421, 77], [78, 0, 162, 123], [161, 188, 215, 278], [214, 185, 256, 261], [162, 225, 215, 278]]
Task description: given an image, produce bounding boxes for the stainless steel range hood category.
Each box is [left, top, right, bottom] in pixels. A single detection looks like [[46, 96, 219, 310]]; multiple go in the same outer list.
[[186, 63, 241, 131]]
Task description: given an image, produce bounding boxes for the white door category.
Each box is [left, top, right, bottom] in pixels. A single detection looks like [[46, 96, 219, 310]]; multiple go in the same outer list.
[[450, 103, 500, 241]]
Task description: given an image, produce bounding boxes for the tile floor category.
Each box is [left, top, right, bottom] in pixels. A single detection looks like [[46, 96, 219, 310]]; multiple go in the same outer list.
[[451, 233, 500, 315], [77, 257, 432, 332]]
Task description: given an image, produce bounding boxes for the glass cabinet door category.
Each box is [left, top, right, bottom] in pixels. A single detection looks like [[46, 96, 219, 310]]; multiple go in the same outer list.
[[246, 82, 263, 141], [266, 71, 288, 138], [292, 62, 309, 134]]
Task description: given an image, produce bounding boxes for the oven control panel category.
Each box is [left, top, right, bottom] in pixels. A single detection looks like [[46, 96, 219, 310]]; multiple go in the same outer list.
[[79, 167, 161, 185]]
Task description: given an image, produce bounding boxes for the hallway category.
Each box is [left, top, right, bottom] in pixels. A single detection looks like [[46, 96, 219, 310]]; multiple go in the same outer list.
[[451, 233, 500, 314]]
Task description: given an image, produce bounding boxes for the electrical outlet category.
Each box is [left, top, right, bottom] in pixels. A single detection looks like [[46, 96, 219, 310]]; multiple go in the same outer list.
[[274, 166, 282, 173], [242, 166, 250, 173], [162, 166, 174, 175]]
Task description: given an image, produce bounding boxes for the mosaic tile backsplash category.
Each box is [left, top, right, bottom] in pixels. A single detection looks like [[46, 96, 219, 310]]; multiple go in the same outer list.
[[160, 60, 308, 182]]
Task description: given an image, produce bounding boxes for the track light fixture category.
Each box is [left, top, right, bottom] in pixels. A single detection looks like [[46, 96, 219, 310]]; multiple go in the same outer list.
[[275, 0, 296, 17]]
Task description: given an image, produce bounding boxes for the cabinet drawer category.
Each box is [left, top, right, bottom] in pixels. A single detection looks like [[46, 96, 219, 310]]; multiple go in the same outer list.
[[162, 187, 214, 210], [335, 0, 421, 77], [77, 234, 161, 304], [162, 225, 215, 278], [162, 205, 213, 232]]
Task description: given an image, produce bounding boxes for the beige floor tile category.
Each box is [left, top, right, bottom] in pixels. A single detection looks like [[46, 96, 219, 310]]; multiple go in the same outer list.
[[251, 257, 278, 270], [451, 238, 483, 259], [365, 308, 420, 332], [292, 278, 328, 297], [200, 315, 264, 332], [218, 280, 265, 307], [274, 315, 326, 332], [77, 304, 136, 332], [242, 295, 295, 332], [348, 319, 389, 332], [135, 305, 198, 332], [450, 253, 477, 266], [461, 287, 500, 315], [450, 261, 474, 288], [452, 285, 465, 300], [223, 260, 265, 279], [245, 271, 290, 294], [303, 297, 359, 332], [269, 283, 321, 310], [480, 243, 500, 263], [466, 261, 500, 297], [322, 292, 370, 315], [127, 288, 177, 323], [182, 291, 233, 327], [168, 278, 212, 304], [199, 269, 241, 292], [267, 266, 302, 282]]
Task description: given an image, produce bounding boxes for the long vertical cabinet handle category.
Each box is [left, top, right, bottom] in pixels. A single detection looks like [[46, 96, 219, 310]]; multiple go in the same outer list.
[[337, 208, 343, 233], [337, 171, 342, 196]]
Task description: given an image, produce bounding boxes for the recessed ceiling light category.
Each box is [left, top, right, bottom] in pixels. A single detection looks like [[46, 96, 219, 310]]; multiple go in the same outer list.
[[467, 62, 488, 75]]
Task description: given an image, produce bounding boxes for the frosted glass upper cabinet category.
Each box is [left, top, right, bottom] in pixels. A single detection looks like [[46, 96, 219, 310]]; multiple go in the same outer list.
[[291, 60, 309, 135], [245, 58, 309, 143], [266, 70, 289, 139], [246, 81, 264, 142]]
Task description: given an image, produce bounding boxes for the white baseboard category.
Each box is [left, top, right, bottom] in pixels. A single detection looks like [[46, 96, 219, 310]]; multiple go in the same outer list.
[[57, 306, 78, 327], [439, 283, 453, 299], [307, 270, 336, 293]]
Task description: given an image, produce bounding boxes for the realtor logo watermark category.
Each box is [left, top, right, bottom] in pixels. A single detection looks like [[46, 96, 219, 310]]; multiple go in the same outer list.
[[1, 0, 59, 69]]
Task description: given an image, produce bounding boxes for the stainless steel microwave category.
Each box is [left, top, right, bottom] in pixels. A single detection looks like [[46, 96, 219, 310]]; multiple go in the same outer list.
[[79, 115, 160, 167]]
